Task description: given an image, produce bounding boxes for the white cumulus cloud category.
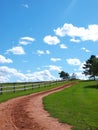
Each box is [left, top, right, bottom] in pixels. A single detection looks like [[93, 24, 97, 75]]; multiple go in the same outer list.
[[50, 58, 61, 62], [0, 75, 10, 83], [79, 63, 85, 71], [59, 44, 67, 49], [54, 23, 98, 42], [37, 50, 50, 56], [75, 72, 89, 80], [66, 58, 81, 65], [49, 65, 62, 72], [26, 70, 56, 81], [37, 50, 44, 55], [0, 55, 13, 63], [0, 66, 28, 82], [43, 35, 60, 45], [0, 66, 56, 83], [44, 65, 62, 72], [70, 38, 80, 43], [19, 36, 35, 45], [6, 46, 25, 55]]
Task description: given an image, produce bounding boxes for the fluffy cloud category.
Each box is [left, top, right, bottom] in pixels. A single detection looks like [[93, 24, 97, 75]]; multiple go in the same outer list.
[[70, 38, 80, 43], [26, 70, 55, 81], [0, 75, 9, 83], [78, 62, 85, 71], [54, 23, 79, 37], [44, 65, 62, 72], [43, 35, 60, 45], [0, 66, 22, 76], [54, 23, 98, 42], [19, 36, 35, 45], [59, 44, 67, 49], [0, 66, 56, 83], [66, 58, 81, 65], [50, 58, 61, 62], [81, 47, 91, 52], [37, 50, 44, 55], [75, 72, 89, 80], [49, 65, 62, 72], [37, 50, 50, 56], [0, 55, 13, 63], [0, 65, 88, 82], [6, 46, 25, 55], [1, 66, 32, 82]]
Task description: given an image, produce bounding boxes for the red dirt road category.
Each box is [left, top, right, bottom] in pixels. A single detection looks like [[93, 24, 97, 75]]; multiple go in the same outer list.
[[0, 83, 74, 130]]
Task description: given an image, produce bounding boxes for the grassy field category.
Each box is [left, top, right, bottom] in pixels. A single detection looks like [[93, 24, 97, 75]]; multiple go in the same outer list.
[[43, 80, 98, 130], [0, 81, 69, 103]]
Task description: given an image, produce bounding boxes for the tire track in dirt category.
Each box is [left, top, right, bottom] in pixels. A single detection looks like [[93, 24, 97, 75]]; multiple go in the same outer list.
[[0, 83, 75, 130]]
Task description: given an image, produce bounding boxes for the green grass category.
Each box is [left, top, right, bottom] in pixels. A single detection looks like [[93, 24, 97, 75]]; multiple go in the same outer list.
[[0, 81, 69, 103], [43, 80, 98, 130]]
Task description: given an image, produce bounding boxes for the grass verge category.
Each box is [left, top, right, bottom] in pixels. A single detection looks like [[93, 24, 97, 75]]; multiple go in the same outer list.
[[43, 80, 98, 130]]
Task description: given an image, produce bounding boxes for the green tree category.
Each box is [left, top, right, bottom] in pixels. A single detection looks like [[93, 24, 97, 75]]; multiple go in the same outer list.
[[83, 55, 98, 80], [59, 71, 69, 80]]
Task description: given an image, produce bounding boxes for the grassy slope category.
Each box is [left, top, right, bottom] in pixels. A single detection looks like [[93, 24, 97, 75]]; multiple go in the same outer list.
[[0, 81, 69, 103], [43, 80, 98, 130]]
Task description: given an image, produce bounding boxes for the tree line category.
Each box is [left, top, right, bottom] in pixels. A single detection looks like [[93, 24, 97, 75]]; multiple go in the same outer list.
[[59, 55, 98, 80]]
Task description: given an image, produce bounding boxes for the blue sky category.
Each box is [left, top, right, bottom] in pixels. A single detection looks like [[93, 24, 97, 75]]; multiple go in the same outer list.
[[0, 0, 98, 82]]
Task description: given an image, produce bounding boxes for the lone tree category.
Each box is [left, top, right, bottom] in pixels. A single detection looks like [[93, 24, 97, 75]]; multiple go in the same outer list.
[[59, 71, 69, 80], [83, 55, 98, 80], [71, 73, 77, 80]]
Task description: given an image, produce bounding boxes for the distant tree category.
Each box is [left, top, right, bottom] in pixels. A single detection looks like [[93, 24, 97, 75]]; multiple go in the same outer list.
[[83, 55, 98, 80], [71, 73, 77, 80], [59, 71, 69, 80]]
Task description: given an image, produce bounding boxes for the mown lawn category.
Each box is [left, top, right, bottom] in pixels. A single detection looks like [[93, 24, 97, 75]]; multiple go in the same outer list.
[[0, 81, 69, 103], [43, 80, 98, 130]]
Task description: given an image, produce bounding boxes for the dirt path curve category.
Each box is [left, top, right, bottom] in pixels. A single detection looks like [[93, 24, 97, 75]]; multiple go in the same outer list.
[[0, 83, 75, 130]]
